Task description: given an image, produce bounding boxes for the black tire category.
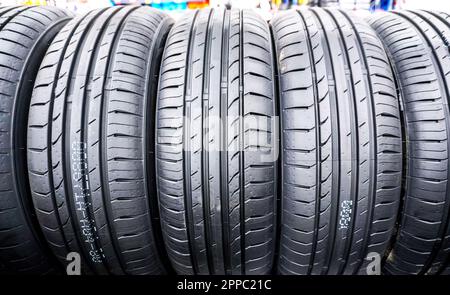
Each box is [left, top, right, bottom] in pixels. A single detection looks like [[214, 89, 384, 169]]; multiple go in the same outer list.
[[369, 10, 450, 275], [156, 8, 278, 275], [27, 6, 173, 275], [271, 8, 403, 275], [0, 5, 72, 274]]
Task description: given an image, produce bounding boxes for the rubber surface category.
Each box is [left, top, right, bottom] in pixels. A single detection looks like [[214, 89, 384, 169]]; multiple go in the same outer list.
[[369, 10, 450, 275], [156, 8, 278, 275], [0, 5, 72, 274], [271, 8, 403, 275], [27, 6, 173, 275]]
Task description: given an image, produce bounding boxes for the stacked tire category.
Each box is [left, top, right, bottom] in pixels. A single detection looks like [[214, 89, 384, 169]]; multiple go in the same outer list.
[[0, 6, 72, 274], [369, 10, 450, 276], [26, 6, 173, 275], [0, 4, 450, 276], [156, 8, 278, 275], [271, 8, 402, 275]]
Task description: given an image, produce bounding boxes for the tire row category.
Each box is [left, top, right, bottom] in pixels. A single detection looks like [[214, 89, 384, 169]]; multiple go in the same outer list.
[[0, 5, 449, 275]]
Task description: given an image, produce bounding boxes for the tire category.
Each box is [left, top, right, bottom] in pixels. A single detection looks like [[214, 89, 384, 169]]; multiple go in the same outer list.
[[369, 10, 450, 275], [271, 8, 403, 275], [0, 5, 72, 274], [156, 8, 278, 275], [27, 6, 173, 275]]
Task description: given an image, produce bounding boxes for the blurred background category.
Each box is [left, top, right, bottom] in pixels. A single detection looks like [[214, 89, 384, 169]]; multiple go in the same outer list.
[[0, 0, 446, 19]]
